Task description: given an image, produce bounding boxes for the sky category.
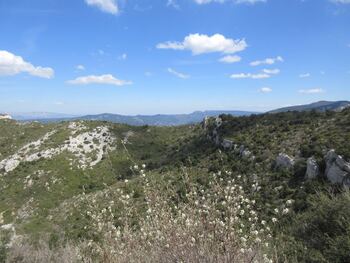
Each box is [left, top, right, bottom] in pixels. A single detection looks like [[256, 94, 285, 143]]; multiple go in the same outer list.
[[0, 0, 349, 115]]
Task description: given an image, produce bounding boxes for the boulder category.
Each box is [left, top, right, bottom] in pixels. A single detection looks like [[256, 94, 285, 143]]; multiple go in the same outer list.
[[202, 116, 210, 130], [215, 117, 222, 128], [241, 149, 252, 159], [275, 153, 295, 169], [221, 139, 233, 150], [239, 145, 246, 156], [305, 157, 320, 180], [325, 150, 350, 186], [212, 130, 220, 146]]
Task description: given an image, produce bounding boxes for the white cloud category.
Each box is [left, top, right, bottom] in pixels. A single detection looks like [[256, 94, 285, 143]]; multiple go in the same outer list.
[[330, 0, 350, 4], [299, 88, 324, 94], [157, 33, 247, 55], [0, 50, 54, 79], [167, 0, 180, 9], [299, 73, 311, 78], [235, 0, 266, 3], [259, 87, 272, 93], [67, 74, 132, 86], [119, 53, 127, 60], [194, 0, 266, 4], [85, 0, 118, 14], [262, 68, 280, 75], [230, 72, 270, 79], [250, 56, 283, 66], [54, 102, 64, 105], [231, 68, 280, 79], [76, 65, 85, 71], [167, 68, 190, 79], [219, 55, 241, 63]]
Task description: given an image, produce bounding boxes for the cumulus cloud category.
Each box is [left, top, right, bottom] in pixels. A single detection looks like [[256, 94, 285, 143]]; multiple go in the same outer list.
[[157, 33, 247, 55], [194, 0, 266, 4], [230, 73, 270, 79], [259, 87, 272, 93], [76, 65, 85, 71], [299, 73, 311, 78], [219, 55, 241, 63], [330, 0, 350, 4], [85, 0, 118, 14], [0, 50, 54, 79], [67, 74, 132, 86], [262, 68, 280, 75], [299, 88, 324, 94], [167, 68, 190, 79], [250, 56, 283, 66]]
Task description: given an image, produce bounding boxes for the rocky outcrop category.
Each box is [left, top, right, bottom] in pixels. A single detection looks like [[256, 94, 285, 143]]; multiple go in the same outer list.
[[0, 125, 115, 174], [275, 153, 295, 169], [305, 157, 320, 180], [215, 116, 222, 128], [204, 117, 222, 146], [239, 145, 251, 159], [325, 150, 350, 186], [203, 116, 254, 160], [221, 139, 234, 150], [0, 114, 12, 120]]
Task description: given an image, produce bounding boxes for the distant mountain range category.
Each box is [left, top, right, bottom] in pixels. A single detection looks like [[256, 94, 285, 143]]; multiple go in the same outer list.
[[269, 101, 350, 113], [10, 112, 78, 121], [29, 110, 259, 126], [7, 101, 350, 126]]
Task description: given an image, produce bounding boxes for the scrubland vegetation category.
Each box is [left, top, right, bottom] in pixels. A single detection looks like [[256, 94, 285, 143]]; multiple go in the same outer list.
[[1, 108, 350, 262]]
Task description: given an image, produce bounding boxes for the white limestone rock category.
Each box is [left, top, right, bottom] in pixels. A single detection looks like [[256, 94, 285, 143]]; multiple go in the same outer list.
[[215, 117, 222, 128], [0, 126, 116, 174], [325, 150, 350, 186], [0, 114, 12, 120], [276, 153, 295, 169], [305, 157, 320, 180], [241, 149, 252, 159], [221, 139, 234, 150]]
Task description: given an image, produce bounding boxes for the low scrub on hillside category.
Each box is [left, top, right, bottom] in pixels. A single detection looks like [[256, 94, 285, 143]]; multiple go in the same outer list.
[[1, 109, 350, 262]]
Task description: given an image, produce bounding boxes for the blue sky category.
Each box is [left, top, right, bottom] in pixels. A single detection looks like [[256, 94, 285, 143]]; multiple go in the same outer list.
[[0, 0, 349, 115]]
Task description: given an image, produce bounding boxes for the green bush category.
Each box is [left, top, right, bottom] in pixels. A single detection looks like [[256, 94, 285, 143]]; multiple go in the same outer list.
[[278, 191, 350, 262]]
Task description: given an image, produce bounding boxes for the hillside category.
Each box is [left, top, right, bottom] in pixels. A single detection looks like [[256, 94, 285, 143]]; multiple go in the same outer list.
[[269, 100, 350, 113], [0, 108, 350, 262]]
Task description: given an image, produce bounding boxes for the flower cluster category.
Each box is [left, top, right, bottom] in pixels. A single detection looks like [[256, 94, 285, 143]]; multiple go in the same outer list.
[[76, 168, 279, 262]]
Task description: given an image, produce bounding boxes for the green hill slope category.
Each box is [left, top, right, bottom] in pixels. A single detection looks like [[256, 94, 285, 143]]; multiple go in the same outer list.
[[0, 109, 350, 262]]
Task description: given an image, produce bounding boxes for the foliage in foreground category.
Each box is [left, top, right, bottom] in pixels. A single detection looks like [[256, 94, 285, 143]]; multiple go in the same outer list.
[[275, 191, 350, 263], [4, 169, 278, 263]]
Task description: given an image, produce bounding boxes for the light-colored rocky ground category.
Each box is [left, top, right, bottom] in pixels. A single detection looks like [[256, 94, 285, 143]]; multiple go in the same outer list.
[[0, 123, 116, 174]]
